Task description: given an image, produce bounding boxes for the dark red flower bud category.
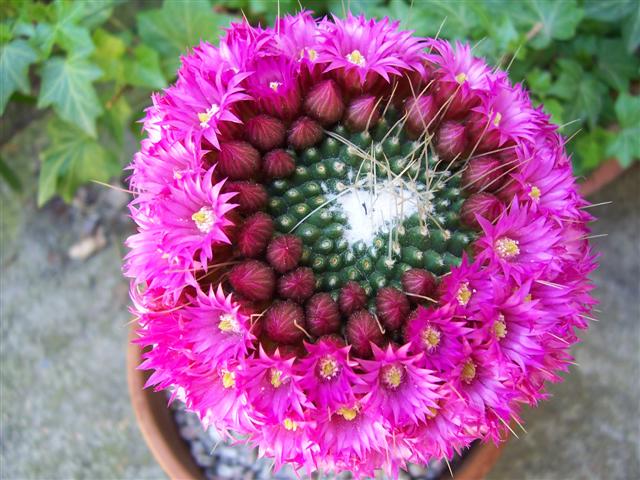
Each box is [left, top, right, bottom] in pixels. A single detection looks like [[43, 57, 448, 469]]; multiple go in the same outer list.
[[245, 114, 286, 151], [225, 181, 268, 213], [376, 287, 410, 331], [266, 235, 303, 273], [460, 192, 503, 229], [306, 293, 341, 337], [229, 260, 275, 302], [278, 267, 316, 303], [288, 116, 323, 150], [317, 334, 346, 348], [263, 149, 296, 179], [435, 77, 480, 119], [217, 141, 261, 180], [346, 310, 385, 358], [344, 95, 380, 132], [339, 281, 368, 316], [305, 80, 345, 126], [436, 121, 468, 162], [404, 95, 438, 136], [237, 212, 274, 258], [401, 269, 437, 303], [264, 300, 305, 345], [462, 155, 505, 193]]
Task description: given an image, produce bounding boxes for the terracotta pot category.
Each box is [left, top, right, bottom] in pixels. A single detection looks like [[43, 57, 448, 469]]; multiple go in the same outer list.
[[127, 327, 507, 480]]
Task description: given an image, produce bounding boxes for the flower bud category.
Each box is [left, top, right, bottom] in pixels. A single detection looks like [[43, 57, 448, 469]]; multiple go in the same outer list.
[[346, 310, 385, 358], [266, 235, 303, 273], [246, 114, 286, 151], [225, 181, 268, 213], [345, 95, 380, 132], [462, 155, 505, 193], [306, 293, 341, 337], [278, 267, 316, 303], [376, 287, 410, 331], [264, 300, 305, 345], [237, 212, 274, 258], [404, 95, 437, 136], [436, 121, 468, 162], [263, 149, 296, 179], [217, 141, 261, 180], [305, 80, 345, 126], [288, 116, 323, 150], [339, 281, 368, 315], [401, 269, 437, 303], [229, 260, 276, 301], [460, 192, 503, 229]]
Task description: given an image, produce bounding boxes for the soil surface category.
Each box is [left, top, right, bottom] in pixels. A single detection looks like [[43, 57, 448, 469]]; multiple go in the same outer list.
[[1, 118, 638, 479]]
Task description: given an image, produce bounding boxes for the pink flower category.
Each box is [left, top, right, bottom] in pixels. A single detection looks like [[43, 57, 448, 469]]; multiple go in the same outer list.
[[355, 344, 441, 426], [239, 347, 311, 422], [404, 305, 470, 372], [183, 286, 255, 367], [297, 338, 364, 412], [474, 201, 562, 282], [154, 167, 237, 268], [318, 13, 427, 88]]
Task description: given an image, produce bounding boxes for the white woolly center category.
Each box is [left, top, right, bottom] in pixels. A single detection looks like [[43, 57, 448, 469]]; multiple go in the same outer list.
[[333, 180, 419, 246]]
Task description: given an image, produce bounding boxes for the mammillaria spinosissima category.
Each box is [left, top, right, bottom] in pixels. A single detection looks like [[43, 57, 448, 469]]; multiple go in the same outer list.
[[124, 11, 597, 478]]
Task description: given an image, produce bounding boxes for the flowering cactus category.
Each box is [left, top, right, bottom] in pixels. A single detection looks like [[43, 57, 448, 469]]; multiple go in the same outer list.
[[124, 11, 597, 478]]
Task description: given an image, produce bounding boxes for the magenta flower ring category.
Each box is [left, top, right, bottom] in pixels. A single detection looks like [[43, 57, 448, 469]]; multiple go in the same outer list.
[[125, 12, 597, 478]]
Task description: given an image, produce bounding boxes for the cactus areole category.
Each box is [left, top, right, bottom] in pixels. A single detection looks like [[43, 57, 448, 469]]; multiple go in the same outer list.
[[125, 11, 597, 479]]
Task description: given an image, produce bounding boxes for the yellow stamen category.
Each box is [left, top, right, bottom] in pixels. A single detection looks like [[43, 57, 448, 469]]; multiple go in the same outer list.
[[192, 206, 216, 233], [420, 326, 441, 352], [381, 364, 404, 390], [427, 406, 438, 419], [270, 368, 284, 388], [455, 72, 467, 84], [493, 112, 502, 127], [218, 313, 240, 333], [221, 369, 235, 389], [495, 237, 520, 259], [456, 282, 472, 306], [337, 406, 358, 421], [318, 356, 340, 380], [197, 104, 220, 128], [346, 49, 366, 67], [283, 418, 298, 431], [529, 185, 541, 201], [461, 359, 476, 383], [525, 294, 532, 302], [494, 314, 507, 339], [269, 81, 282, 91]]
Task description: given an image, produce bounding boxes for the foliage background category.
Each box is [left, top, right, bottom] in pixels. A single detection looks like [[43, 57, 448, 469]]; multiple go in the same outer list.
[[1, 0, 638, 205]]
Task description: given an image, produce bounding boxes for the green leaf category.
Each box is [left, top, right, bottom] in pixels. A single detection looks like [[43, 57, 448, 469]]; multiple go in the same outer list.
[[102, 96, 132, 147], [549, 59, 607, 129], [137, 0, 236, 73], [596, 38, 639, 91], [91, 28, 126, 83], [510, 0, 584, 49], [123, 44, 167, 89], [38, 122, 120, 205], [0, 155, 22, 192], [526, 68, 552, 96], [622, 3, 640, 54], [540, 98, 564, 127], [0, 39, 38, 114], [56, 22, 94, 57], [583, 0, 635, 22], [573, 128, 614, 176], [606, 94, 640, 167], [38, 56, 103, 137]]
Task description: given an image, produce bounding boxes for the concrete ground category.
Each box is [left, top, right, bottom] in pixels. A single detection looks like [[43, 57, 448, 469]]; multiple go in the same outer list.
[[1, 118, 638, 479]]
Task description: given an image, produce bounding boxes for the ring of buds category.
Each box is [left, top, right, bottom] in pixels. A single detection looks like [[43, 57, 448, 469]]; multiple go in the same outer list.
[[125, 12, 597, 478]]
